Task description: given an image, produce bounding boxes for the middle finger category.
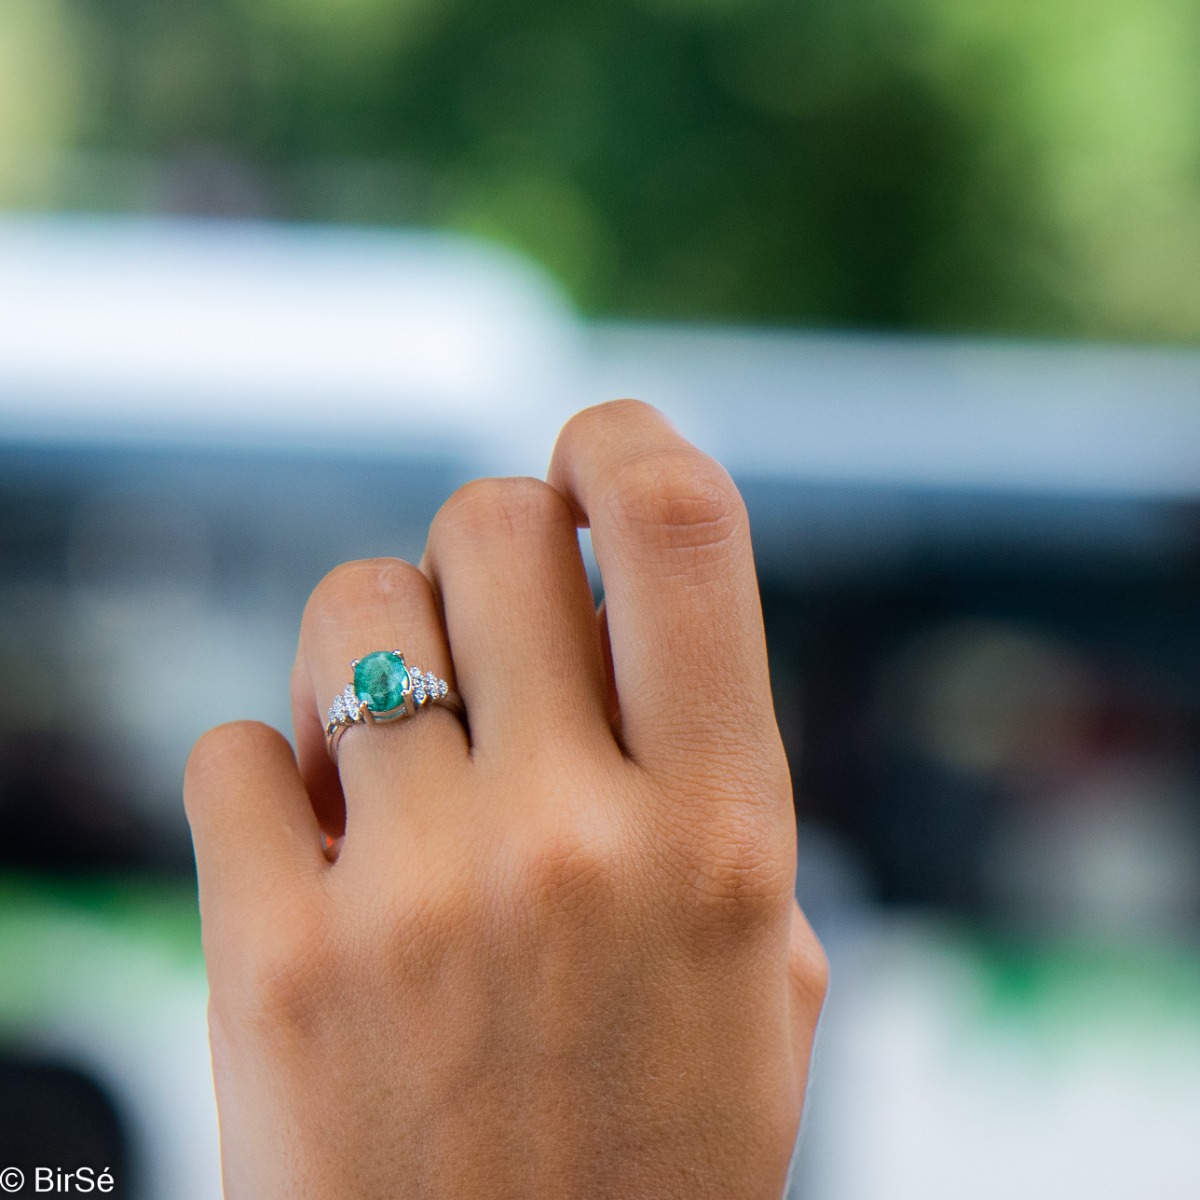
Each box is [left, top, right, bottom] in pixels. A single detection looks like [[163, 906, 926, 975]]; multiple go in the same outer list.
[[422, 476, 613, 761]]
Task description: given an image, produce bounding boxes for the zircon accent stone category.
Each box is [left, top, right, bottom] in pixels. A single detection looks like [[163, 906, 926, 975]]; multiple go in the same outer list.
[[354, 651, 410, 714]]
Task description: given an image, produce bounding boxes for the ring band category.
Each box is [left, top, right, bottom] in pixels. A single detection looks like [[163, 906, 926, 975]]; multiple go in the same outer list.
[[324, 649, 463, 760]]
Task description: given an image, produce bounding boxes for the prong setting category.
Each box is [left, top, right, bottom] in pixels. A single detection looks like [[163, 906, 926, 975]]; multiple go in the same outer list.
[[325, 649, 461, 759]]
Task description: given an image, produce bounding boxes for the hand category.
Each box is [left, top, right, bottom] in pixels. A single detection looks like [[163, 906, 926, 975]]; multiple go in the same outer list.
[[185, 400, 827, 1199]]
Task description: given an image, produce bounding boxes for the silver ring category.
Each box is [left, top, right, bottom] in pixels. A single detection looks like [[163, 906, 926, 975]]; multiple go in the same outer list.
[[324, 649, 463, 760]]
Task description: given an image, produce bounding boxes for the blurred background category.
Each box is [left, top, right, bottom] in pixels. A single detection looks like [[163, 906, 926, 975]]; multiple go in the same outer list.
[[2, 1, 1200, 1196]]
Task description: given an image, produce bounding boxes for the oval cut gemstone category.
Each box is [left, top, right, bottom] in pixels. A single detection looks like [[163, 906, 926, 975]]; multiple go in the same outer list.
[[354, 651, 409, 714]]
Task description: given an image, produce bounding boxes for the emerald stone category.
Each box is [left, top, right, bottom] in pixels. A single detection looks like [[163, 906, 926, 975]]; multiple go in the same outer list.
[[354, 651, 410, 714]]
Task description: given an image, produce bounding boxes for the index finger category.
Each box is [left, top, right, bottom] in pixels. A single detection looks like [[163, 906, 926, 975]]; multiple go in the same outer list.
[[547, 400, 780, 782]]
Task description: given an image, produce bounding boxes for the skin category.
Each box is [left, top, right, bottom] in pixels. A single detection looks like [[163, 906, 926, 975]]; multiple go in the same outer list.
[[184, 400, 828, 1199]]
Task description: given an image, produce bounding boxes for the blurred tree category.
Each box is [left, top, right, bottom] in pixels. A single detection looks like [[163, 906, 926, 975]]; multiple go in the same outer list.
[[3, 0, 1199, 339]]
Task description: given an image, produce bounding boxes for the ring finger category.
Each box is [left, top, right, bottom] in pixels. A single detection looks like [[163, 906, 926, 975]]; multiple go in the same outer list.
[[291, 557, 470, 844]]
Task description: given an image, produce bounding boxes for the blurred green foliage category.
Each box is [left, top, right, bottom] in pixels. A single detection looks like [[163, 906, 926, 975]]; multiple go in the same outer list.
[[3, 0, 1200, 338]]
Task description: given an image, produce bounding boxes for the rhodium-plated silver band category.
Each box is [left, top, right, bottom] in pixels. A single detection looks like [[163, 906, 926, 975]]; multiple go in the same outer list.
[[324, 663, 463, 760]]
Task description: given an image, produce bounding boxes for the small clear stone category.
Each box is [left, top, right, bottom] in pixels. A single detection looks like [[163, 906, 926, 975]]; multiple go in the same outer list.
[[438, 679, 448, 698], [330, 696, 346, 722], [339, 687, 362, 723], [424, 671, 437, 693]]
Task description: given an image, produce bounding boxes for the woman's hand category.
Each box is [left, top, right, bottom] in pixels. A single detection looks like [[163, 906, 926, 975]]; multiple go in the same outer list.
[[185, 400, 827, 1199]]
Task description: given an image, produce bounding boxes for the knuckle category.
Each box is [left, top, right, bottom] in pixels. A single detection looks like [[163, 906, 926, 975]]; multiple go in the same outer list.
[[522, 816, 622, 920], [791, 934, 831, 1015], [183, 724, 233, 802], [673, 823, 794, 932], [303, 557, 426, 630], [433, 476, 570, 547], [558, 397, 661, 449], [607, 447, 746, 558], [184, 726, 226, 788], [184, 720, 278, 814], [231, 904, 337, 1034]]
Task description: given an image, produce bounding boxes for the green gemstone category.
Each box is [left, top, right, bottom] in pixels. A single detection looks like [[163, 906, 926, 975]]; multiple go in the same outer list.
[[354, 651, 409, 714]]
